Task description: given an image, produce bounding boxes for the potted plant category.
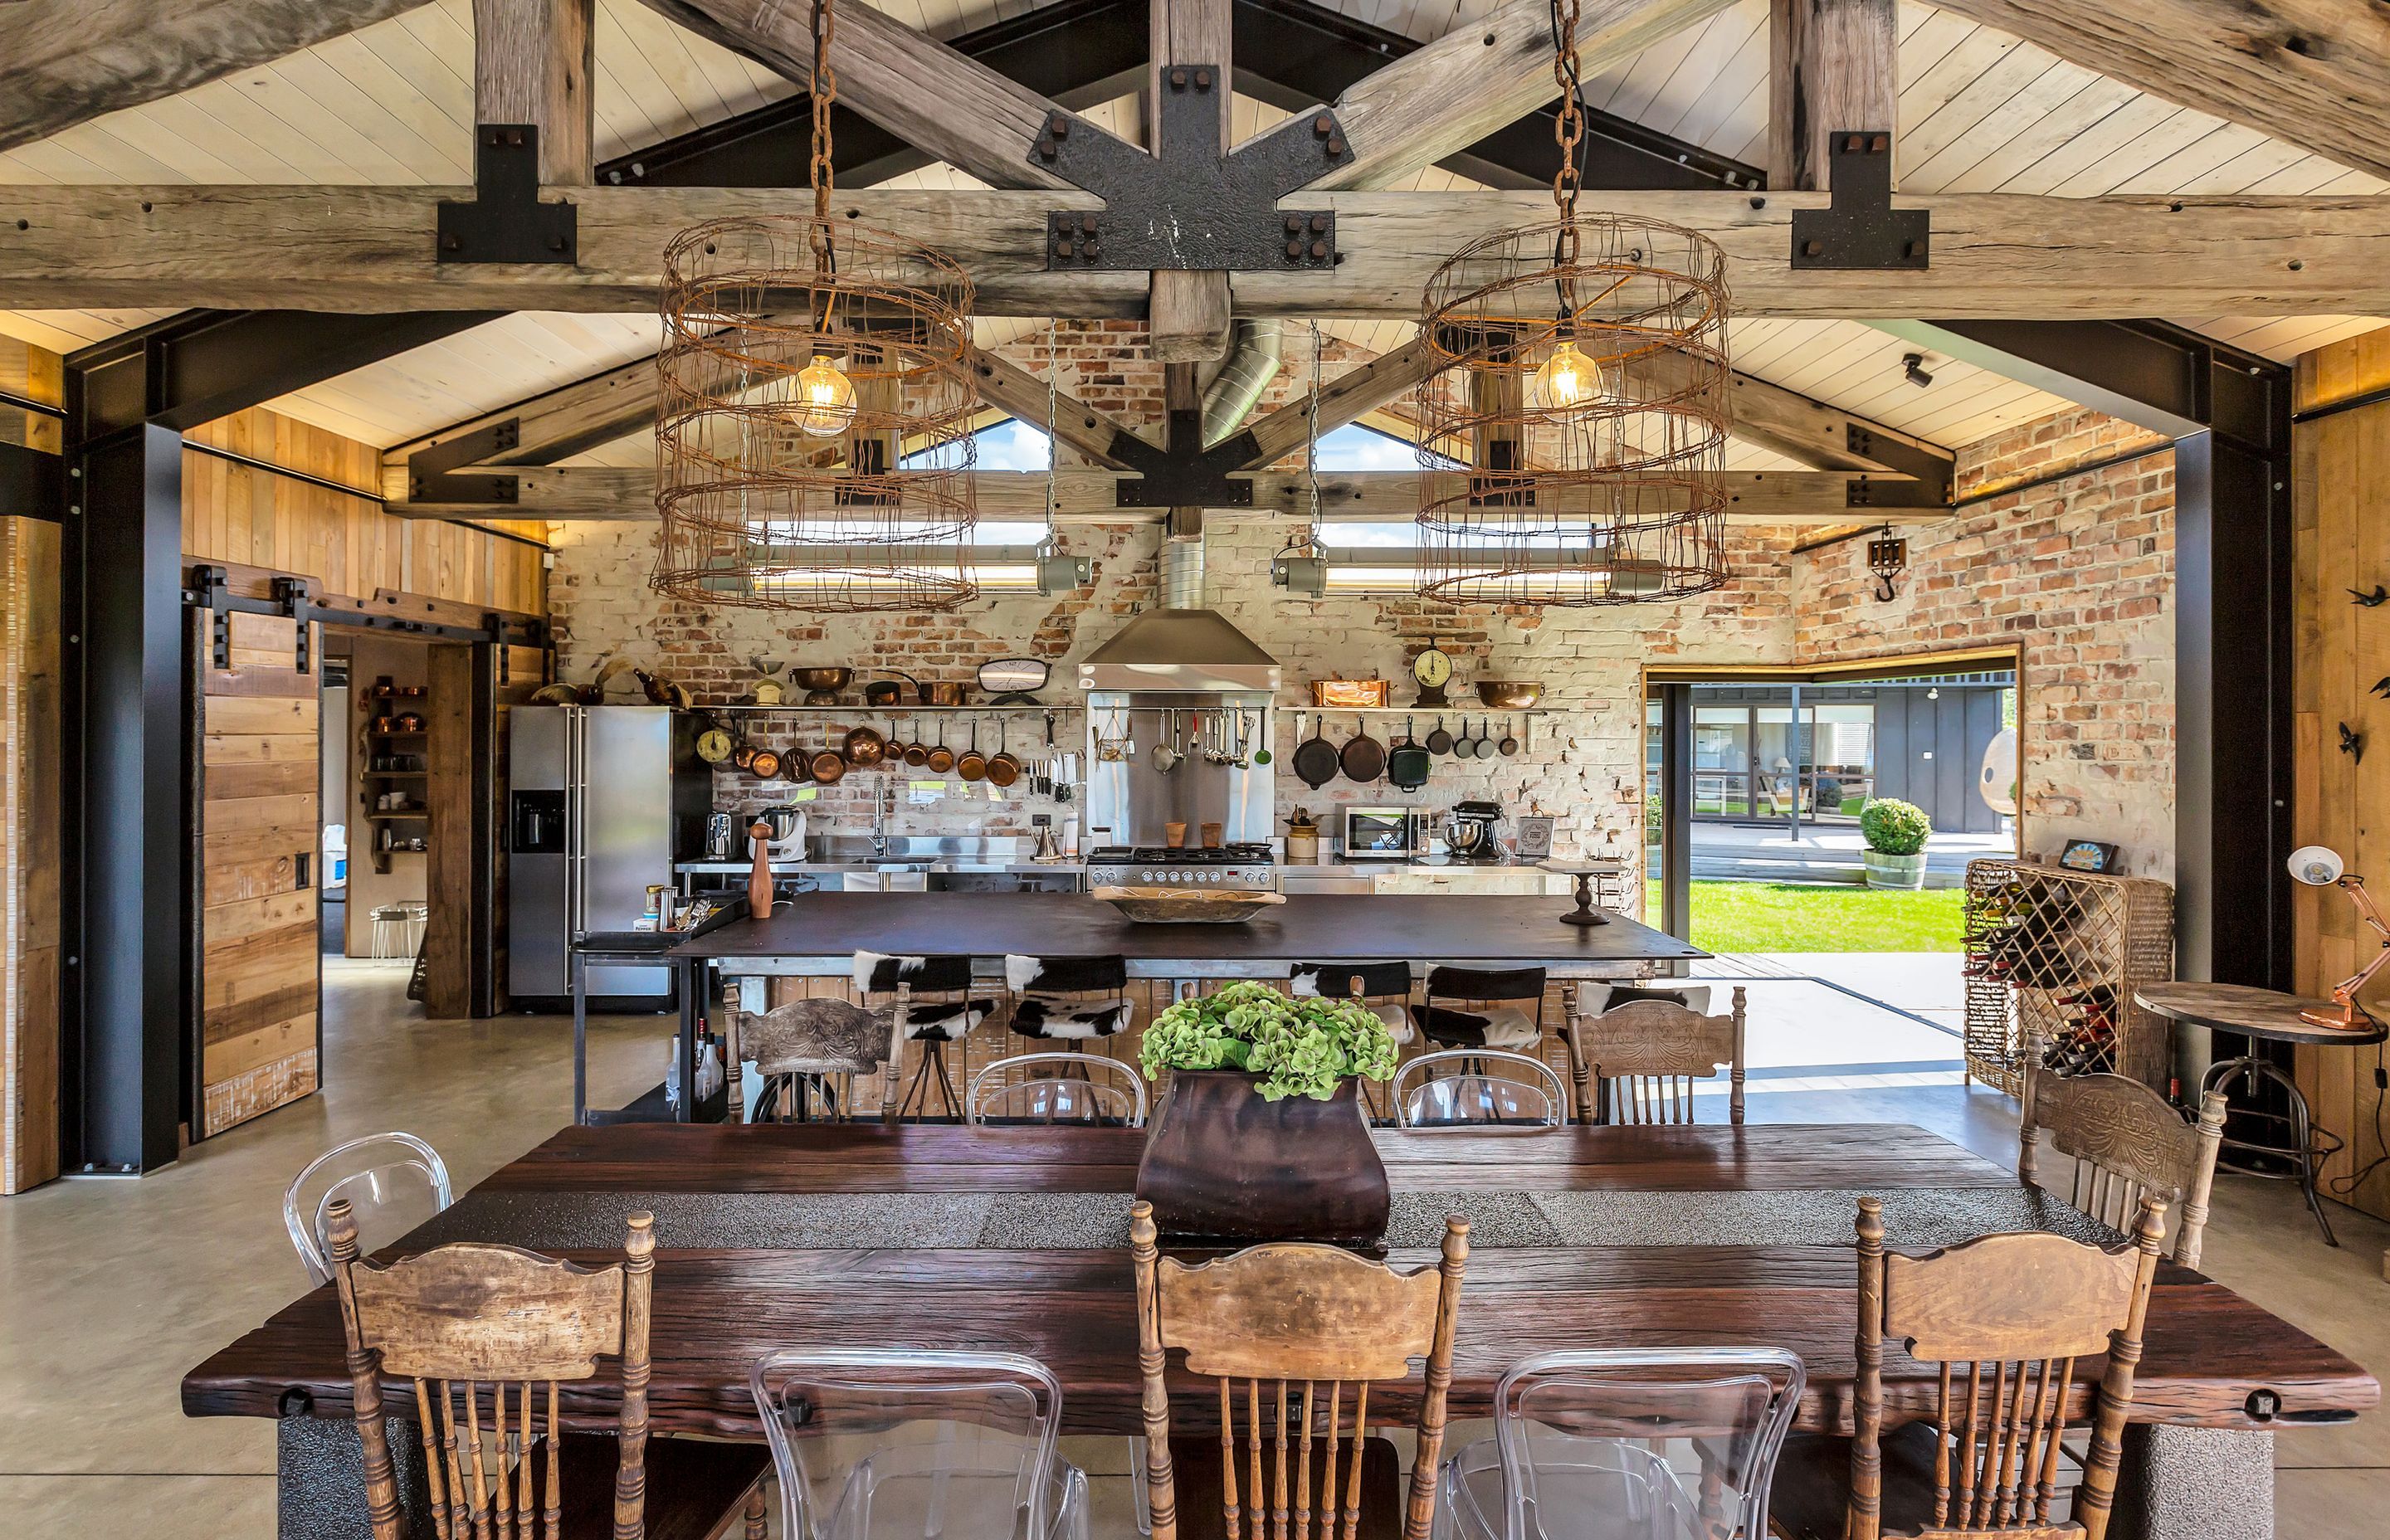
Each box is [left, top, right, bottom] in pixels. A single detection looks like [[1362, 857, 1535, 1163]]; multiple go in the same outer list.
[[1134, 981, 1400, 1243], [1860, 797, 1933, 890]]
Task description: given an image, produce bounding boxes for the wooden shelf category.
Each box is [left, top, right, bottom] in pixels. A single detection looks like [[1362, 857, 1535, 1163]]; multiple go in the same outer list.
[[707, 703, 1085, 714], [363, 809, 428, 821], [365, 769, 427, 777], [368, 729, 427, 738]]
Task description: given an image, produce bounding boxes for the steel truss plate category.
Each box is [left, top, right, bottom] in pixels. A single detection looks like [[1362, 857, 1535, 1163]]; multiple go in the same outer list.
[[438, 125, 578, 265], [1032, 67, 1351, 272], [1790, 133, 1929, 270]]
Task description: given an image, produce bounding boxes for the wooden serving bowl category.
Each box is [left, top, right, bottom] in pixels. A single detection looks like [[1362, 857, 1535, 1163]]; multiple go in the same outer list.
[[1092, 886, 1290, 924]]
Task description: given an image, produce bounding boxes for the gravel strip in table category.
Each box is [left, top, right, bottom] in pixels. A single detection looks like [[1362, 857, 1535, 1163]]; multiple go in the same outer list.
[[404, 1191, 996, 1251], [1526, 1187, 2119, 1249]]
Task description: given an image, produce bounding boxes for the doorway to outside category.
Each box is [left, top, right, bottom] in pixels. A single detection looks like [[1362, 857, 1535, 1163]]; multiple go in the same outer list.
[[1645, 652, 2023, 1118]]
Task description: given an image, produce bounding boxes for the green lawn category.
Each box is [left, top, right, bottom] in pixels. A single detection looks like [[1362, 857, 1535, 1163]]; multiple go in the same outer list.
[[1644, 880, 1966, 953]]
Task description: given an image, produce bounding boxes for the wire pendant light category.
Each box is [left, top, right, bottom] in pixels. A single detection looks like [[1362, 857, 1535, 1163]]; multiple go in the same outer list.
[[651, 0, 981, 612], [1412, 0, 1732, 606]]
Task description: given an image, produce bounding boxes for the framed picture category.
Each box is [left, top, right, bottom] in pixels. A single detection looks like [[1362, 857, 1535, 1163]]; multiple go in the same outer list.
[[2056, 839, 2119, 875], [1513, 816, 1554, 860]]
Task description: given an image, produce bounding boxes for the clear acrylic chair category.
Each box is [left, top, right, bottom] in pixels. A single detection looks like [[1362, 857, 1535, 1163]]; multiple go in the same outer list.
[[1439, 1348, 1806, 1540], [966, 1052, 1149, 1127], [1395, 1050, 1568, 1128], [751, 1348, 1090, 1540], [282, 1131, 453, 1286]]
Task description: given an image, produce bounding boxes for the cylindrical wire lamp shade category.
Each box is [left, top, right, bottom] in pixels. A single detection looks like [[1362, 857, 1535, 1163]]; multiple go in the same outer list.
[[653, 216, 982, 612], [1415, 215, 1732, 605]]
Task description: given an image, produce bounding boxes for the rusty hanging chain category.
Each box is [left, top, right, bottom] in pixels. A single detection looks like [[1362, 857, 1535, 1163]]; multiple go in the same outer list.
[[810, 0, 838, 222], [1549, 0, 1584, 259]]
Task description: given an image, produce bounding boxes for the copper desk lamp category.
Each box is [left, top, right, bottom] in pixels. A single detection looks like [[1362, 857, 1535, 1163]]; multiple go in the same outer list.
[[2288, 846, 2390, 1028]]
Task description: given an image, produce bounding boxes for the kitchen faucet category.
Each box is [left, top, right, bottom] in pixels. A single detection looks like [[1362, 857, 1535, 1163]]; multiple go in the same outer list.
[[870, 779, 894, 858]]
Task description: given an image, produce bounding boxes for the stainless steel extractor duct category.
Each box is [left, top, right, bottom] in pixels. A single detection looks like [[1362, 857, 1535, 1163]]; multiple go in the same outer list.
[[1199, 320, 1282, 446]]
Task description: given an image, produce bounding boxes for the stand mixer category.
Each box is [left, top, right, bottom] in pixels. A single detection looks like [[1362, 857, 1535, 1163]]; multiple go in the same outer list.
[[1444, 801, 1505, 864]]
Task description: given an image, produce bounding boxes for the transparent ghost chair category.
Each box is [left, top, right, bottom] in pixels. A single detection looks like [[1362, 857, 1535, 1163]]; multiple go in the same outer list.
[[751, 1348, 1090, 1540], [966, 1052, 1149, 1127], [281, 1131, 453, 1286], [1396, 1050, 1568, 1128], [1439, 1348, 1807, 1540]]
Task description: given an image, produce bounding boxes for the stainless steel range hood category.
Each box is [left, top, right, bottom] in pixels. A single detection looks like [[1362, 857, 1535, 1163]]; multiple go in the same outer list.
[[1076, 538, 1282, 693]]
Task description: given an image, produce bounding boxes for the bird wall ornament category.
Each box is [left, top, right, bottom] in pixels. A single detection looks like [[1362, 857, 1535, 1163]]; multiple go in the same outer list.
[[2352, 585, 2389, 607], [2342, 722, 2365, 763], [2370, 678, 2390, 700]]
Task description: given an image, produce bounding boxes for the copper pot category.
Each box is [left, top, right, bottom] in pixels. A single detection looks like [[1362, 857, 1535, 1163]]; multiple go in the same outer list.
[[920, 680, 966, 707], [956, 719, 988, 782], [843, 723, 887, 769], [808, 728, 847, 785], [925, 719, 956, 774], [900, 715, 930, 768], [986, 718, 1022, 787], [749, 748, 784, 782]]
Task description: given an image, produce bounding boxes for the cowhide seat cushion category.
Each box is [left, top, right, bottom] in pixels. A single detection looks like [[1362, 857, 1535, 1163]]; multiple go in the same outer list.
[[1407, 1002, 1541, 1051], [1010, 995, 1135, 1040], [743, 997, 887, 1077], [1290, 962, 1417, 1045], [1003, 953, 1133, 1040], [873, 997, 997, 1042]]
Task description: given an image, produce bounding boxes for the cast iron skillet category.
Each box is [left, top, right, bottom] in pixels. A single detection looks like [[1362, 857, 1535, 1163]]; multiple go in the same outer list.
[[1388, 717, 1432, 791], [1425, 715, 1456, 756], [1293, 710, 1340, 789], [1340, 715, 1386, 784]]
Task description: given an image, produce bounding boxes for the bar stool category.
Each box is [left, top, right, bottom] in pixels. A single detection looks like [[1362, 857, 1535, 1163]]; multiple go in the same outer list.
[[1410, 965, 1548, 1053], [1290, 961, 1415, 1120], [734, 992, 891, 1123], [855, 952, 996, 1123], [1002, 954, 1134, 1046]]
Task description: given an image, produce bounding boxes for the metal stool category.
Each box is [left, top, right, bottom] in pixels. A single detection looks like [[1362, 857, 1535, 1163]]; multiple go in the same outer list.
[[855, 952, 994, 1123], [368, 904, 412, 959]]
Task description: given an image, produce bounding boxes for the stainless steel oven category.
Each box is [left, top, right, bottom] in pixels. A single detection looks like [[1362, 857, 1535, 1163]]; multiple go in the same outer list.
[[1339, 807, 1424, 860]]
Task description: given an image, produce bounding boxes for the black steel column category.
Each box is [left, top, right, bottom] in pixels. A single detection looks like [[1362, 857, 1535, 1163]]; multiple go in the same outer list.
[[1658, 682, 1692, 941], [60, 423, 186, 1172]]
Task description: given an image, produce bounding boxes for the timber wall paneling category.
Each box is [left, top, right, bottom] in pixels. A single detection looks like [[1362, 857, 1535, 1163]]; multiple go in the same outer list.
[[2, 514, 61, 1192], [2290, 331, 2390, 1225], [196, 612, 320, 1137]]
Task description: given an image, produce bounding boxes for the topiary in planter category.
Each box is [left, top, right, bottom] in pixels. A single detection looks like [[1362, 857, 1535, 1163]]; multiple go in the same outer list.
[[1860, 797, 1932, 855]]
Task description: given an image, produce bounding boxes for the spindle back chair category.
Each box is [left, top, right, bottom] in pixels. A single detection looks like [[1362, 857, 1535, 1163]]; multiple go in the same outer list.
[[1797, 1192, 2168, 1540], [1129, 1201, 1470, 1540], [2019, 1066, 2227, 1267], [327, 1203, 766, 1540], [1563, 989, 1746, 1126]]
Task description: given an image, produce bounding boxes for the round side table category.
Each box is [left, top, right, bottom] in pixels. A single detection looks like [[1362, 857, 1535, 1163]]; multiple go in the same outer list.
[[2134, 981, 2388, 1246]]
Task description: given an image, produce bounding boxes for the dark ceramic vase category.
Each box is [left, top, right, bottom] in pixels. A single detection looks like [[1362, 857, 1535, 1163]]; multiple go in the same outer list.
[[1134, 1070, 1391, 1243]]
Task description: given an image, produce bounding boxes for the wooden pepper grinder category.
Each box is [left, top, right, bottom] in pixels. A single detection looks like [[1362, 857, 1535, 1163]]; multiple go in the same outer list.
[[746, 821, 775, 919]]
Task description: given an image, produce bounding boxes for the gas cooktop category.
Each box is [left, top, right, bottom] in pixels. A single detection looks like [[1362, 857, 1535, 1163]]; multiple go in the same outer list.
[[1088, 843, 1274, 865], [1086, 843, 1277, 889]]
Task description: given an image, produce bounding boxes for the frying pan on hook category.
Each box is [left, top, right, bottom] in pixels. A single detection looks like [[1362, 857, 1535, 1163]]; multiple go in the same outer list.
[[1426, 715, 1455, 756], [1340, 715, 1386, 784], [1292, 711, 1340, 790]]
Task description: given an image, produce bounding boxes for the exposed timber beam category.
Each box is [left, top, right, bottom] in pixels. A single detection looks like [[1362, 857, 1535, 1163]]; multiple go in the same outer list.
[[388, 465, 1942, 524], [473, 0, 596, 185], [966, 348, 1152, 470], [1290, 0, 1739, 191], [377, 356, 661, 496], [1150, 0, 1236, 363], [0, 1, 433, 154], [7, 185, 2386, 319], [1234, 334, 1449, 467], [1924, 0, 2390, 185], [1769, 0, 1897, 190], [647, 0, 1072, 191]]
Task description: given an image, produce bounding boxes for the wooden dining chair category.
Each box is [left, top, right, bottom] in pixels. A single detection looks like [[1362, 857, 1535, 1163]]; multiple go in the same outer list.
[[1129, 1201, 1471, 1540], [1563, 987, 1747, 1126], [1767, 1193, 2170, 1540], [326, 1202, 769, 1540], [2019, 1064, 2228, 1267]]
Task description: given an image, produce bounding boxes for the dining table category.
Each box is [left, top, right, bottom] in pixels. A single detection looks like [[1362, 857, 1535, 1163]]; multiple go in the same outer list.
[[187, 1121, 2376, 1540]]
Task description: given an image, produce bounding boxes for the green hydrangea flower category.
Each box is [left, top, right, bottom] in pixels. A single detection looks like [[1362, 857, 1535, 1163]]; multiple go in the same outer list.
[[1139, 982, 1397, 1100]]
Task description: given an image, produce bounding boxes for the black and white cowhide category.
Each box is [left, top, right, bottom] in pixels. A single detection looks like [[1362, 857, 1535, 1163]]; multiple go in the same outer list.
[[1003, 953, 1132, 1040], [1288, 963, 1416, 1045], [1407, 1002, 1540, 1051], [853, 951, 974, 994]]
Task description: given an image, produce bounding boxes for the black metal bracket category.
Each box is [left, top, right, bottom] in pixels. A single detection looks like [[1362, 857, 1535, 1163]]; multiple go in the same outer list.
[[1843, 425, 1955, 509], [1791, 132, 1927, 270], [437, 125, 578, 265], [406, 417, 524, 505], [1032, 66, 1352, 272], [1107, 428, 1256, 509], [0, 440, 64, 519]]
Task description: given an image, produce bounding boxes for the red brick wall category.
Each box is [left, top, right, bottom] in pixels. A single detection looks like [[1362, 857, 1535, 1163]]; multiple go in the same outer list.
[[1793, 407, 2176, 876]]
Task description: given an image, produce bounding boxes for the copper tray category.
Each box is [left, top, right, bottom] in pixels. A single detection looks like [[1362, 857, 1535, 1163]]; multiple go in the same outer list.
[[1092, 887, 1290, 924], [1310, 679, 1390, 709]]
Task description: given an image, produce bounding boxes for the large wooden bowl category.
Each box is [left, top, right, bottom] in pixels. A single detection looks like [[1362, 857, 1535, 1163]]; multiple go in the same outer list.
[[1092, 886, 1289, 924]]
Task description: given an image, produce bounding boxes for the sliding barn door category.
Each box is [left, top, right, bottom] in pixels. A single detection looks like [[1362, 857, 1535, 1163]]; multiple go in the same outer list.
[[195, 611, 320, 1137]]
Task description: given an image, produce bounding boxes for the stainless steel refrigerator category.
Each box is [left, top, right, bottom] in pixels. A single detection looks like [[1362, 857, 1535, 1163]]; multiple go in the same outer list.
[[508, 705, 709, 1008]]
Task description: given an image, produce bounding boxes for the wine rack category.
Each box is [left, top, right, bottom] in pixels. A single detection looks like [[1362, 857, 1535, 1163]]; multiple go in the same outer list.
[[1961, 858, 2175, 1095]]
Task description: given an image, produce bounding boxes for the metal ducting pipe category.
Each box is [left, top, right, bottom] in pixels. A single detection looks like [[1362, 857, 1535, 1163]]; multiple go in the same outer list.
[[1199, 320, 1283, 446], [1163, 534, 1206, 609]]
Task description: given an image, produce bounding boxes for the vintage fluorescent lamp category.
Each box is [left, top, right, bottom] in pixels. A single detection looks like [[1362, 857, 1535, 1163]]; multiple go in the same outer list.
[[2286, 845, 2390, 1028]]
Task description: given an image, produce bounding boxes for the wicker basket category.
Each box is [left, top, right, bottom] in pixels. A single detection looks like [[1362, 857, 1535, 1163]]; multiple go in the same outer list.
[[1961, 859, 2175, 1095]]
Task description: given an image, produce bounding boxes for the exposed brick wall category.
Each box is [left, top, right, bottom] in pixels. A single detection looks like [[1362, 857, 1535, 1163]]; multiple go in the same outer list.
[[548, 324, 1801, 876], [1792, 407, 2176, 876]]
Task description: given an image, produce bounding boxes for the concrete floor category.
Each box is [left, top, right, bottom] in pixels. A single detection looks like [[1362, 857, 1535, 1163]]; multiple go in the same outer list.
[[2, 958, 2383, 1538]]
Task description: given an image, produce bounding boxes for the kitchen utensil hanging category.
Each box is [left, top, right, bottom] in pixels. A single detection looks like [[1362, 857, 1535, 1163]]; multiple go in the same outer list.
[[988, 718, 1022, 787], [1246, 710, 1271, 766], [695, 722, 736, 764], [1151, 709, 1181, 774], [1469, 718, 1495, 757], [927, 721, 956, 774], [1388, 718, 1432, 792], [843, 721, 887, 768], [902, 715, 930, 767], [807, 724, 846, 784], [1498, 717, 1521, 757], [1340, 715, 1386, 784], [957, 719, 988, 782], [749, 746, 786, 782], [1293, 710, 1339, 789], [1426, 716, 1455, 756]]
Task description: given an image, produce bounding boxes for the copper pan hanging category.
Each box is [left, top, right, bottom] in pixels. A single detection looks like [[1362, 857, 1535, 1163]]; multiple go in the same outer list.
[[986, 718, 1022, 787], [808, 727, 848, 785], [843, 721, 888, 769]]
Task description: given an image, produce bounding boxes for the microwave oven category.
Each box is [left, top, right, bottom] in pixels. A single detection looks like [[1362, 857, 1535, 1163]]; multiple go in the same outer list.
[[1340, 807, 1424, 860]]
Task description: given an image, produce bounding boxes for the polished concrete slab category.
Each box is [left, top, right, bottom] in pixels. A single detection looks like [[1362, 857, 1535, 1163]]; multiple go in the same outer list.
[[2, 958, 2381, 1537]]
